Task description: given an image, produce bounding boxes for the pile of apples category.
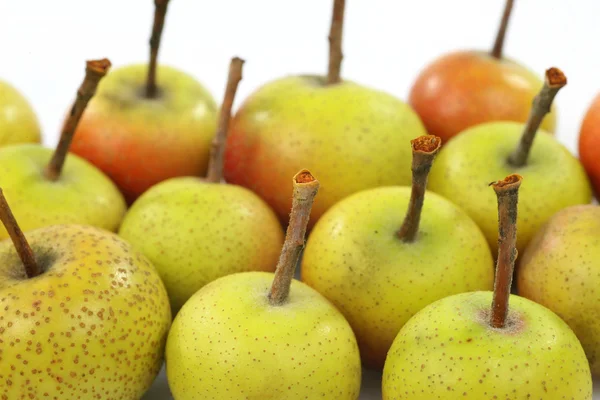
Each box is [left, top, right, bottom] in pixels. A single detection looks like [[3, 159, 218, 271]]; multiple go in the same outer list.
[[2, 0, 600, 399]]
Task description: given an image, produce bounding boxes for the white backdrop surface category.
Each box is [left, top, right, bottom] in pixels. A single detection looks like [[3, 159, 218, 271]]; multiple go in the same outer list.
[[1, 0, 599, 398]]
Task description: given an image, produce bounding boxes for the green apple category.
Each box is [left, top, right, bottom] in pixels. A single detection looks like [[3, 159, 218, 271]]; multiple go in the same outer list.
[[118, 177, 284, 314], [302, 135, 494, 369], [70, 0, 218, 203], [428, 68, 592, 254], [0, 191, 171, 399], [0, 59, 126, 240], [382, 292, 592, 399], [0, 80, 41, 146], [223, 0, 427, 228], [383, 174, 592, 399], [165, 170, 362, 399], [518, 204, 600, 376]]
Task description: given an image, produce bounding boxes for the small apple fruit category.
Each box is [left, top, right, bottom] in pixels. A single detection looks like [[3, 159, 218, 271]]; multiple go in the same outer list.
[[302, 135, 494, 369], [119, 58, 284, 314], [382, 174, 592, 399], [518, 204, 600, 376], [409, 0, 554, 143], [0, 80, 41, 147], [428, 67, 592, 255], [0, 59, 126, 240], [70, 0, 217, 203], [224, 0, 427, 228], [165, 169, 361, 399], [0, 189, 171, 399], [578, 93, 600, 197]]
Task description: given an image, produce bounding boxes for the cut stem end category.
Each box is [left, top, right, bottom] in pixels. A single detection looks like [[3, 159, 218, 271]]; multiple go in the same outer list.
[[397, 135, 442, 242], [268, 170, 319, 306], [44, 59, 111, 181], [508, 67, 567, 168]]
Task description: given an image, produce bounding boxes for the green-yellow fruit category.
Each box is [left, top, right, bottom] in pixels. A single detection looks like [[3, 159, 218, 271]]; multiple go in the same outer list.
[[118, 178, 284, 314], [302, 186, 494, 369], [0, 224, 172, 399], [383, 292, 592, 399], [428, 122, 592, 254], [518, 204, 600, 376], [0, 144, 126, 239], [0, 80, 41, 147], [166, 271, 362, 399]]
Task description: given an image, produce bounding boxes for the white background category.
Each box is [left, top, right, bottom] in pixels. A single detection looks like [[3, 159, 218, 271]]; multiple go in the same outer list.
[[1, 0, 599, 398]]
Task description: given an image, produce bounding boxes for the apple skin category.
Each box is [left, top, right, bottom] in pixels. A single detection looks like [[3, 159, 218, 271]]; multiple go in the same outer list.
[[427, 121, 592, 255], [0, 224, 172, 400], [301, 186, 494, 369], [382, 292, 592, 399], [223, 75, 428, 228], [165, 271, 361, 399], [0, 80, 41, 147], [0, 144, 126, 240], [409, 51, 556, 144], [518, 205, 600, 376], [70, 64, 218, 203], [118, 177, 284, 314], [578, 93, 600, 197]]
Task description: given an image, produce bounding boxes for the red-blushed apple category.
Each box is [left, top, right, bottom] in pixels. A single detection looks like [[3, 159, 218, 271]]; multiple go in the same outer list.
[[223, 0, 427, 228], [70, 0, 217, 203], [578, 93, 600, 197], [409, 0, 555, 144]]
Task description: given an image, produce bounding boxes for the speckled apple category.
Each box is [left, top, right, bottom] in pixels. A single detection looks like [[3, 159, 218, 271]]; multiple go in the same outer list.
[[118, 177, 284, 313], [165, 272, 361, 399], [382, 292, 592, 399], [0, 224, 172, 399], [518, 205, 600, 376], [302, 186, 494, 368]]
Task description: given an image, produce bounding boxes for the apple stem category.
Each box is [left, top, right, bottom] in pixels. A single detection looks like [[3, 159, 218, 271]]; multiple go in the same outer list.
[[490, 0, 515, 59], [268, 170, 320, 306], [489, 174, 522, 329], [146, 0, 170, 98], [0, 189, 41, 278], [327, 0, 345, 85], [397, 135, 442, 242], [44, 59, 111, 182], [206, 57, 245, 183], [508, 68, 567, 167]]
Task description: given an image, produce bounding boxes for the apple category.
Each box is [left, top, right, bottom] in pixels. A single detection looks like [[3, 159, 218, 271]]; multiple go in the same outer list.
[[223, 0, 427, 228], [409, 0, 554, 143], [70, 0, 217, 203], [579, 93, 600, 197], [0, 189, 171, 399], [0, 80, 41, 147]]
